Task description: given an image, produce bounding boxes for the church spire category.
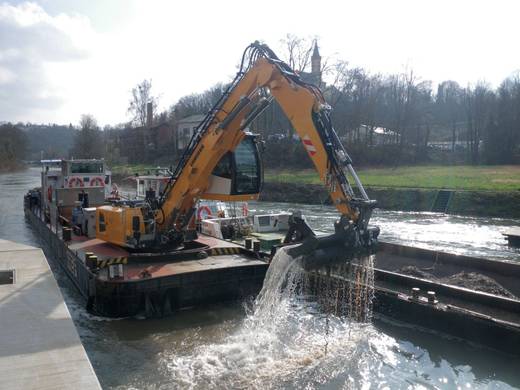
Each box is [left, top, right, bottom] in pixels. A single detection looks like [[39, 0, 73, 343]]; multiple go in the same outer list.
[[312, 40, 320, 59], [311, 39, 321, 77]]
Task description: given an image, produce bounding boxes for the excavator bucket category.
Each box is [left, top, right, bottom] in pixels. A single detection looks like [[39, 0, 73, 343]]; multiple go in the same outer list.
[[282, 212, 379, 270]]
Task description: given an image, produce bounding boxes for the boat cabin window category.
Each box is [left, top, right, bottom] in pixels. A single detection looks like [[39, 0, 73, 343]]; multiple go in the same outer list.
[[138, 180, 145, 197], [71, 162, 104, 174], [257, 215, 270, 226], [99, 213, 106, 232], [78, 192, 89, 208]]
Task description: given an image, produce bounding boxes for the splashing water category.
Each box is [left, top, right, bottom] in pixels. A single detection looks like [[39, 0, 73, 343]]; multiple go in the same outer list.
[[164, 246, 388, 389]]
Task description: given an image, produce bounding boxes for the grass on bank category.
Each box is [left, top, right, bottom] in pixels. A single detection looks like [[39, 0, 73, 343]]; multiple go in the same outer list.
[[265, 165, 520, 192], [110, 164, 157, 176], [109, 163, 520, 191]]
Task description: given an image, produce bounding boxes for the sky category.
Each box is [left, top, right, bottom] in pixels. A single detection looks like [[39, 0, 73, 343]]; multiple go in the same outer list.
[[1, 0, 520, 126]]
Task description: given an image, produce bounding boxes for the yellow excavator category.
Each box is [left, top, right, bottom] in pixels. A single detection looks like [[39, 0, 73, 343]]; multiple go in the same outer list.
[[96, 42, 378, 257]]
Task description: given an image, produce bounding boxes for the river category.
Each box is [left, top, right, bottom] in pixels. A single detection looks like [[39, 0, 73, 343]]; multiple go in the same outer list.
[[2, 167, 520, 389]]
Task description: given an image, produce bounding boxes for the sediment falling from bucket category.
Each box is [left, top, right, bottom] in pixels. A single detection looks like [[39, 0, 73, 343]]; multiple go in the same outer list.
[[302, 252, 375, 322], [347, 254, 375, 322]]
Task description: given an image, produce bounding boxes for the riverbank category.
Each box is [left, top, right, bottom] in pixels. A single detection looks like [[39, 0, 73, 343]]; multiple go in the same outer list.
[[260, 182, 520, 218], [108, 164, 520, 217], [0, 161, 26, 173]]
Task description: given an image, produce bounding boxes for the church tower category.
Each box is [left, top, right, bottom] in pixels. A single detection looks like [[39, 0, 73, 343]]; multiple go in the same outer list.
[[311, 40, 321, 84]]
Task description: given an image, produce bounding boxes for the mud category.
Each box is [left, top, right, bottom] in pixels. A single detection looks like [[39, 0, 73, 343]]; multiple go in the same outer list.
[[397, 266, 517, 298]]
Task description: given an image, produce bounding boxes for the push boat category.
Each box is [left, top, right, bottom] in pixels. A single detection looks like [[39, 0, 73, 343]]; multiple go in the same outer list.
[[24, 158, 520, 356]]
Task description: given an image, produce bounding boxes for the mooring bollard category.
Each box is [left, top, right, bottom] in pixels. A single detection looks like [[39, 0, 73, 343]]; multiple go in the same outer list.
[[245, 238, 252, 250], [62, 227, 72, 242], [411, 287, 420, 300], [89, 255, 98, 271], [253, 240, 260, 252], [427, 291, 437, 304], [85, 252, 95, 270]]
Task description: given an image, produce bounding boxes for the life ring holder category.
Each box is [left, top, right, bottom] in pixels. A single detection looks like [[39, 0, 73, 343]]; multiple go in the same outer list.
[[68, 177, 84, 188], [90, 176, 105, 187], [197, 205, 212, 221], [108, 184, 120, 200]]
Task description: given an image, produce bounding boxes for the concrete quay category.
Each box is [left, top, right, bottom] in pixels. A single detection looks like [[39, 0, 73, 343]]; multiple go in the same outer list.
[[0, 239, 100, 389]]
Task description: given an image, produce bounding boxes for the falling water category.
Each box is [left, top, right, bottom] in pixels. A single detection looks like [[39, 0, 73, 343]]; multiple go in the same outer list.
[[165, 246, 380, 389], [303, 254, 376, 323]]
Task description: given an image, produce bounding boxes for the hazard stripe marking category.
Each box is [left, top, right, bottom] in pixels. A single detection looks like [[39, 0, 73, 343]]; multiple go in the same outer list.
[[96, 257, 128, 269], [209, 247, 241, 256], [303, 136, 317, 156]]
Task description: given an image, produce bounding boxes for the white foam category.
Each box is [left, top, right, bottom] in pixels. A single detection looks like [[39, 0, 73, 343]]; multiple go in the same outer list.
[[164, 247, 385, 389]]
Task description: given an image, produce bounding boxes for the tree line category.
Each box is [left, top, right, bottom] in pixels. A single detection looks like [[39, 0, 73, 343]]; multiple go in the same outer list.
[[147, 35, 520, 167], [3, 35, 518, 168], [0, 123, 28, 171]]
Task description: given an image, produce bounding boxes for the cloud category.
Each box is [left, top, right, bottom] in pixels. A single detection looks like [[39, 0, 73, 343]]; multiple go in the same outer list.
[[0, 2, 92, 122]]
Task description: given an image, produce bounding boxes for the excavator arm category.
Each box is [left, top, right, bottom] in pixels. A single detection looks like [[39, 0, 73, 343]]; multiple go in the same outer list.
[[96, 42, 378, 250], [157, 42, 377, 247]]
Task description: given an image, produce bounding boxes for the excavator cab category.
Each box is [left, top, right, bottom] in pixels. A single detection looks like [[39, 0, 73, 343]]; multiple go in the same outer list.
[[202, 134, 262, 201]]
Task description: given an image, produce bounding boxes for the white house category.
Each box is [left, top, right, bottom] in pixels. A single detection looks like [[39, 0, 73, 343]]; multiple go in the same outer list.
[[176, 114, 206, 151]]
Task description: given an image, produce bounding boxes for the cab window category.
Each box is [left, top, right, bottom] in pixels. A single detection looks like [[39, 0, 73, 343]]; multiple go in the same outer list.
[[234, 138, 260, 194]]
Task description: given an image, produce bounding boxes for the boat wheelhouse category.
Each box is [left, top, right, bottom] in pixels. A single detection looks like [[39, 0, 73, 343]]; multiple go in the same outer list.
[[41, 159, 112, 222]]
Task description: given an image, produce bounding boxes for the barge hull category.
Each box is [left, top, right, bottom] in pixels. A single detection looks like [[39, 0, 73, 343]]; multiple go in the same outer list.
[[24, 205, 267, 317]]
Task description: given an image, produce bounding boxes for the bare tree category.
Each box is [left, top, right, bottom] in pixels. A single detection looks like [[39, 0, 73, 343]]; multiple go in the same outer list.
[[128, 79, 158, 127], [436, 81, 464, 153], [485, 76, 520, 163], [71, 114, 103, 159], [280, 34, 314, 72], [172, 83, 225, 121], [463, 83, 494, 164]]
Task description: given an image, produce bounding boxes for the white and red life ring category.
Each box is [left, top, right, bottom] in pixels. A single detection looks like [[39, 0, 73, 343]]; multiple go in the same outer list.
[[68, 176, 84, 188], [197, 205, 212, 221], [90, 176, 105, 187], [242, 202, 249, 217]]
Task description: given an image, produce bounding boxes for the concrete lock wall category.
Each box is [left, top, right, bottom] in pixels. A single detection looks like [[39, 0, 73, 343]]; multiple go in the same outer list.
[[0, 239, 101, 389]]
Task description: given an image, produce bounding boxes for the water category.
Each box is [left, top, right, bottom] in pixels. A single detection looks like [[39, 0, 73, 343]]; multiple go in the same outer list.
[[165, 248, 378, 389], [250, 201, 520, 261], [2, 167, 520, 389]]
